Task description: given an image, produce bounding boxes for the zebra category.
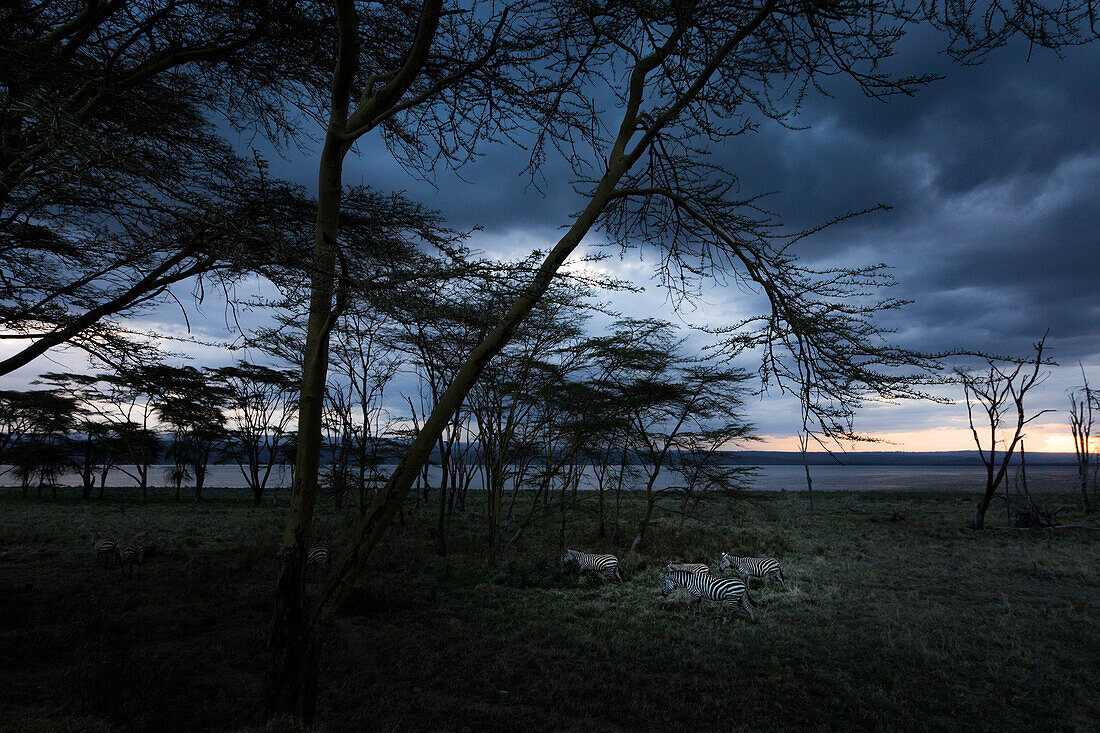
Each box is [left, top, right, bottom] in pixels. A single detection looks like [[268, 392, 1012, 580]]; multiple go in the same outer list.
[[661, 567, 755, 621], [307, 546, 330, 570], [666, 562, 710, 574], [120, 540, 146, 577], [90, 531, 121, 570], [719, 552, 787, 590], [562, 548, 623, 583]]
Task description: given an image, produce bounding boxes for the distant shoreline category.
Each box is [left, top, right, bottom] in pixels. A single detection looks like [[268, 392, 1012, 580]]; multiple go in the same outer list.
[[2, 462, 1083, 493], [708, 450, 1079, 466]]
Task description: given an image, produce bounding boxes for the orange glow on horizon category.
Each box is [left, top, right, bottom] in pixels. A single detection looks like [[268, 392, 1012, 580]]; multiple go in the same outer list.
[[751, 422, 1082, 453]]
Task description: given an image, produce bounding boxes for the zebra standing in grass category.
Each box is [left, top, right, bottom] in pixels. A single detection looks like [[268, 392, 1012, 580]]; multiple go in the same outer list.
[[666, 562, 710, 574], [719, 553, 787, 590], [91, 532, 121, 570], [120, 540, 146, 577], [307, 546, 330, 571], [563, 549, 623, 583], [662, 567, 755, 621]]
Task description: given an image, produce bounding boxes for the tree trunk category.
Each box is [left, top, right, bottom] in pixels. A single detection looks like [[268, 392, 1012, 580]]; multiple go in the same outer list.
[[598, 481, 605, 537], [267, 128, 346, 719], [972, 499, 989, 530], [195, 464, 207, 501], [266, 544, 319, 720], [1080, 468, 1095, 514], [631, 465, 663, 552], [437, 447, 450, 555], [631, 492, 658, 553], [803, 460, 814, 511]]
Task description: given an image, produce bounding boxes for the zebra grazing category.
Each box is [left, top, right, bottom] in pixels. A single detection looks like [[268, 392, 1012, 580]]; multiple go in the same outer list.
[[91, 532, 121, 570], [666, 562, 710, 574], [719, 553, 787, 590], [563, 548, 623, 583], [662, 567, 755, 621], [120, 541, 146, 577], [307, 546, 330, 571]]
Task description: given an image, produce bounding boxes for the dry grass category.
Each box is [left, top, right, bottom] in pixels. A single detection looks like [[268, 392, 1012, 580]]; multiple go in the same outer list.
[[0, 489, 1097, 731]]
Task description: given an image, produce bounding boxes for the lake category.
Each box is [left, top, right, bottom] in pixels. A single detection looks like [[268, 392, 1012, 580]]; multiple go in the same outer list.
[[0, 463, 1084, 496]]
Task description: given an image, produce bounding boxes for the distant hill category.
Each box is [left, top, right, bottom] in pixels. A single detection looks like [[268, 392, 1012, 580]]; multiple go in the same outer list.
[[722, 450, 1077, 466]]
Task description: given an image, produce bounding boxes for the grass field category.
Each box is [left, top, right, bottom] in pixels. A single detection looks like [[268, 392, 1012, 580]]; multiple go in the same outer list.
[[0, 489, 1097, 732]]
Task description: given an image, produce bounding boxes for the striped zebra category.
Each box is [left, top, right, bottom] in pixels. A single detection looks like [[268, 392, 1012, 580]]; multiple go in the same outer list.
[[666, 562, 710, 574], [719, 553, 787, 590], [307, 546, 330, 570], [120, 540, 146, 577], [563, 548, 623, 583], [661, 567, 755, 621], [90, 532, 121, 570]]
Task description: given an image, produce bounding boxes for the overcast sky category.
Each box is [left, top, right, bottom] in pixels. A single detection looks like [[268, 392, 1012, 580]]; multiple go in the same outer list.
[[5, 30, 1098, 453]]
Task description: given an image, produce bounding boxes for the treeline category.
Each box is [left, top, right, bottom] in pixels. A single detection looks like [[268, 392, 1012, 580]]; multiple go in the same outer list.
[[1, 277, 756, 549], [0, 362, 296, 503]]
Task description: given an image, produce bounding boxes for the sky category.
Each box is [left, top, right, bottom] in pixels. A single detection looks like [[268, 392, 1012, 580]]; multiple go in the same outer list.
[[4, 24, 1099, 453]]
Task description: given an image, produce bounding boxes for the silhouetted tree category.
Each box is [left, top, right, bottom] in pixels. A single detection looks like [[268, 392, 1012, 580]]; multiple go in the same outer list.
[[1068, 366, 1096, 514], [1, 390, 77, 497], [151, 366, 231, 502], [0, 1, 331, 376], [40, 369, 162, 502], [957, 335, 1053, 529], [214, 362, 299, 506]]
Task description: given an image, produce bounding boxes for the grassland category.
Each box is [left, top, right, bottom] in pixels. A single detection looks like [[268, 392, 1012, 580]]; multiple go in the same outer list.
[[0, 488, 1097, 732]]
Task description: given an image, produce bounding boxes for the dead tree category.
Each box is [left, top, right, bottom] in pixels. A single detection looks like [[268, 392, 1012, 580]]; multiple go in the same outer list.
[[1068, 366, 1097, 514], [958, 334, 1053, 530]]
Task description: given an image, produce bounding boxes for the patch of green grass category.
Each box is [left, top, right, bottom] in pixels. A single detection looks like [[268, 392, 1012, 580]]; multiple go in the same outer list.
[[0, 489, 1097, 731]]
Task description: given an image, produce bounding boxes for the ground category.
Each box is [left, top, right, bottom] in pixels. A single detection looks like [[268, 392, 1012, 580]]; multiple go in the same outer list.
[[0, 489, 1097, 732]]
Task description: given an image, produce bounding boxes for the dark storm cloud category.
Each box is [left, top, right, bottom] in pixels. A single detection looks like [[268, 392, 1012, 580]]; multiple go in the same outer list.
[[248, 32, 1100, 425], [688, 38, 1100, 364], [338, 133, 586, 233]]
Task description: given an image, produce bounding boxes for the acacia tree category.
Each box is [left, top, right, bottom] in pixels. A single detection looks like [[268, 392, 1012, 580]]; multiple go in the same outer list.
[[468, 279, 594, 547], [271, 0, 1099, 719], [957, 335, 1053, 530], [0, 390, 70, 469], [41, 370, 163, 502], [0, 1, 332, 376], [214, 363, 299, 506], [1068, 367, 1097, 515], [622, 362, 754, 551], [393, 287, 494, 551], [323, 304, 403, 513], [73, 418, 111, 500], [0, 390, 77, 498], [151, 366, 230, 502]]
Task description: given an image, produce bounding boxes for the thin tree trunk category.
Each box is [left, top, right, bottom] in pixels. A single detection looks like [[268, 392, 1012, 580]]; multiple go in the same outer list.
[[803, 461, 814, 511], [598, 480, 605, 537], [631, 491, 658, 553], [631, 463, 665, 552], [511, 479, 545, 544], [437, 444, 450, 555], [267, 129, 346, 719]]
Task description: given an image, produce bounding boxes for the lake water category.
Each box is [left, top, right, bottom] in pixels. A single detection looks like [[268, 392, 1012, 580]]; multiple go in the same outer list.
[[0, 463, 1084, 496]]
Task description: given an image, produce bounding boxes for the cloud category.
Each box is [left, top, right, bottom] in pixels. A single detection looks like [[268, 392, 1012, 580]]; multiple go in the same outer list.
[[13, 32, 1100, 452]]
